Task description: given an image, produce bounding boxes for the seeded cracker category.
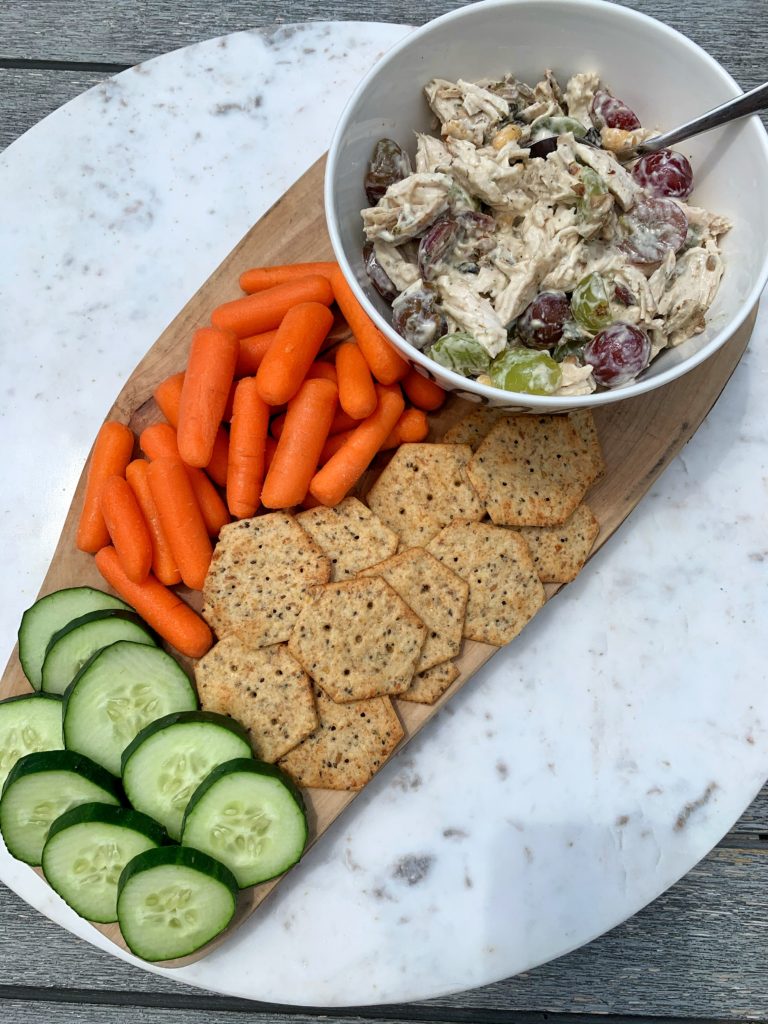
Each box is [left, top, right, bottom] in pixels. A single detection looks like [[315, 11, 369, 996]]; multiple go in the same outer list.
[[442, 407, 506, 450], [399, 661, 460, 705], [366, 443, 483, 548], [516, 503, 600, 584], [195, 637, 317, 762], [296, 497, 398, 582], [568, 410, 605, 481], [288, 577, 427, 702], [359, 547, 468, 672], [467, 415, 598, 527], [427, 521, 545, 645], [278, 684, 404, 790], [202, 512, 331, 646]]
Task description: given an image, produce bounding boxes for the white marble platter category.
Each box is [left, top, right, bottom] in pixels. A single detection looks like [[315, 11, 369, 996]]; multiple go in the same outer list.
[[0, 21, 767, 1008]]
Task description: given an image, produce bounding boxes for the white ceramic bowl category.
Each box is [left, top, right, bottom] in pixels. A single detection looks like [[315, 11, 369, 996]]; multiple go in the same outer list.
[[325, 0, 768, 411]]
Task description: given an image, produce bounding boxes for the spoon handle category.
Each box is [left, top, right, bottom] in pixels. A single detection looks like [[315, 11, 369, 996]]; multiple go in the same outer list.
[[636, 80, 768, 154]]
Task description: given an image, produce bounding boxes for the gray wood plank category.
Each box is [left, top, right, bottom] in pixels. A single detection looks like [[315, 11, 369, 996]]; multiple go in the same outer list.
[[2, 842, 768, 1019], [0, 68, 110, 151]]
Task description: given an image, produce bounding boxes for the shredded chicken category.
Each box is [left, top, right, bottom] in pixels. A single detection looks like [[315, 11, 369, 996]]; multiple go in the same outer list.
[[362, 173, 453, 243]]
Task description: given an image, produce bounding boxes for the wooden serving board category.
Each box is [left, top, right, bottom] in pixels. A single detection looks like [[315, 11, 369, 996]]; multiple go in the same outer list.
[[0, 154, 755, 967]]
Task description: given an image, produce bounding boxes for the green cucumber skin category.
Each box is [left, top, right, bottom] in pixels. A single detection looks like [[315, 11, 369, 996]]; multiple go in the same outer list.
[[0, 692, 63, 709], [182, 757, 307, 832], [118, 844, 239, 897], [44, 609, 155, 658], [0, 693, 64, 793], [46, 802, 169, 847], [1, 750, 124, 803], [120, 711, 250, 775], [41, 615, 157, 695]]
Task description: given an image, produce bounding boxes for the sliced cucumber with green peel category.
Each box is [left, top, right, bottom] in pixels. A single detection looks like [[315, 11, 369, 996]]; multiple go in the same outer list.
[[42, 803, 167, 923], [41, 610, 157, 695], [181, 758, 307, 888], [121, 712, 252, 841], [117, 845, 237, 962], [0, 750, 123, 865], [63, 641, 197, 776], [0, 693, 63, 792], [19, 587, 132, 690]]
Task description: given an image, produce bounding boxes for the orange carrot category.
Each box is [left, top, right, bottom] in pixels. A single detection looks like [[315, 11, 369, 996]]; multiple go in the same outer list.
[[76, 421, 135, 553], [306, 361, 338, 384], [147, 456, 213, 591], [153, 371, 229, 487], [270, 403, 360, 441], [330, 266, 409, 385], [177, 326, 239, 468], [318, 429, 354, 465], [126, 460, 181, 586], [336, 342, 377, 420], [139, 423, 230, 537], [95, 546, 212, 658], [255, 302, 334, 405], [309, 385, 405, 506], [211, 275, 334, 338], [100, 474, 153, 584], [236, 330, 278, 376], [381, 407, 429, 449], [264, 435, 278, 472], [222, 380, 237, 423], [401, 367, 447, 411], [227, 378, 270, 519], [261, 379, 338, 509], [239, 262, 338, 293]]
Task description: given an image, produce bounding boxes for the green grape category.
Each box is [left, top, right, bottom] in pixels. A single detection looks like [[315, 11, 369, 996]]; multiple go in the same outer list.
[[530, 115, 588, 143], [571, 272, 612, 333], [489, 346, 562, 395], [577, 167, 609, 218], [427, 333, 491, 377]]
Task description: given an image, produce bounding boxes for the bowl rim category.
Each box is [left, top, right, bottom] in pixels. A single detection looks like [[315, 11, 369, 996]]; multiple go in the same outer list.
[[324, 0, 768, 408]]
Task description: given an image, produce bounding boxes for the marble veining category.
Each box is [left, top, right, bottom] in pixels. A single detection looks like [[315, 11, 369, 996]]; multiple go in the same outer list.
[[0, 20, 767, 1008]]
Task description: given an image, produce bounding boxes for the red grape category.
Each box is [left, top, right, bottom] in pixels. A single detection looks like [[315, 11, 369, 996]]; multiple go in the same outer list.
[[516, 291, 570, 349], [363, 243, 398, 304], [632, 149, 694, 200], [584, 322, 651, 387], [590, 90, 641, 131], [619, 197, 688, 264]]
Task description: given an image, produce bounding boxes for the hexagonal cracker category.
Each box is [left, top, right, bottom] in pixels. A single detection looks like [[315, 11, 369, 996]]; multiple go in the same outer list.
[[288, 576, 426, 702], [202, 511, 331, 646], [296, 496, 398, 582]]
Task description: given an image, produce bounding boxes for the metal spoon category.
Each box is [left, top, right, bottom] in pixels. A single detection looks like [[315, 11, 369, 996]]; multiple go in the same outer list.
[[635, 80, 768, 154]]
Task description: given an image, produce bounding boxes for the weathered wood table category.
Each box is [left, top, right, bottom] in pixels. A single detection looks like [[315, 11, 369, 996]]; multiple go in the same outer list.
[[1, 1, 767, 1021]]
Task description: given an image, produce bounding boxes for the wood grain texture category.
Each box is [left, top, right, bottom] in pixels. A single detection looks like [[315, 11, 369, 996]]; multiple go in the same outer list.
[[0, 154, 757, 969]]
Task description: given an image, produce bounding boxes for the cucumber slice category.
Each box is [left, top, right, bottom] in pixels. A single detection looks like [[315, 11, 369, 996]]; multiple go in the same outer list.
[[63, 641, 198, 776], [121, 712, 252, 841], [42, 803, 167, 923], [42, 610, 157, 695], [0, 750, 122, 865], [117, 846, 237, 962], [0, 693, 63, 792], [181, 758, 307, 888], [19, 587, 131, 690]]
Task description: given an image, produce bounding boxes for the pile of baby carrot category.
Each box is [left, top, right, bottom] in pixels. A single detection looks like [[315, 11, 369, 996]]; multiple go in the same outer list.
[[75, 260, 446, 658]]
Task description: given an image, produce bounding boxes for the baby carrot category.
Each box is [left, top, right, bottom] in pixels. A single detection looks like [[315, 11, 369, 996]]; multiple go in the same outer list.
[[139, 423, 230, 537], [100, 474, 153, 584], [270, 404, 360, 441], [177, 326, 239, 468], [318, 429, 354, 465], [95, 546, 212, 659], [211, 275, 334, 338], [330, 266, 409, 385], [401, 367, 447, 411], [222, 380, 237, 423], [336, 343, 377, 420], [264, 435, 278, 472], [261, 378, 338, 509], [227, 377, 270, 519], [239, 262, 338, 293], [309, 385, 405, 507], [236, 330, 278, 376], [153, 372, 229, 487], [255, 302, 334, 405], [147, 456, 213, 591], [381, 407, 429, 449], [126, 459, 181, 586], [306, 361, 338, 384], [76, 421, 135, 553]]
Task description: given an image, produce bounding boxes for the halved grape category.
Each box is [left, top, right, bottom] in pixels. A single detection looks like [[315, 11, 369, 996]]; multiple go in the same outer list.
[[590, 90, 641, 131], [516, 291, 570, 350], [489, 347, 562, 395], [530, 116, 588, 142], [418, 218, 458, 281], [365, 139, 411, 205], [613, 282, 636, 307], [553, 321, 590, 362], [427, 333, 491, 377], [392, 286, 446, 350], [632, 149, 694, 200], [571, 273, 612, 333], [529, 137, 559, 160], [619, 197, 688, 264], [584, 322, 651, 387], [456, 211, 496, 257], [363, 243, 398, 303]]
